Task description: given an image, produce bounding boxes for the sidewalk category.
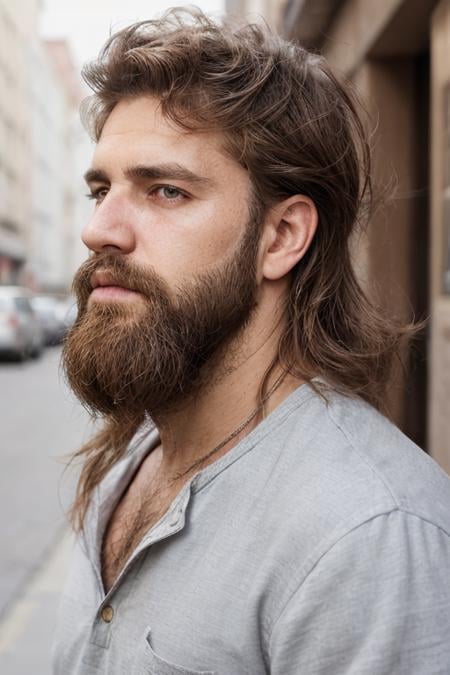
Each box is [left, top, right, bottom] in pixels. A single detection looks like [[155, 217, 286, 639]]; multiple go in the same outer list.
[[0, 528, 73, 675]]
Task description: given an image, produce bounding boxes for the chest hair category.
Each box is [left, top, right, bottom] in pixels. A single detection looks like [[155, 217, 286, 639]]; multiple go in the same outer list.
[[101, 458, 183, 593]]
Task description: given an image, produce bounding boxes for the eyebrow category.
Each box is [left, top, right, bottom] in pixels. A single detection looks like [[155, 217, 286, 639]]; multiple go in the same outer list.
[[83, 163, 214, 189]]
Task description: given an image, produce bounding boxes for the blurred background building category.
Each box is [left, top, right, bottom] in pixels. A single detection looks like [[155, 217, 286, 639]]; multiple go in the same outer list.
[[0, 0, 89, 294], [227, 0, 450, 472]]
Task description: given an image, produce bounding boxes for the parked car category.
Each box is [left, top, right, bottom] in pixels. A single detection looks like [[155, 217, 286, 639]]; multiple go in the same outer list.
[[30, 295, 67, 346], [0, 286, 45, 360], [54, 295, 77, 336]]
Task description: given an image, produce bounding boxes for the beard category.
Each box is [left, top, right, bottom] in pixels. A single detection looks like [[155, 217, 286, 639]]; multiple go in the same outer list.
[[62, 216, 261, 423]]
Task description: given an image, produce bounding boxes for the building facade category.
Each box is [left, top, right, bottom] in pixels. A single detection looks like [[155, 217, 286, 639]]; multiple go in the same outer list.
[[29, 38, 87, 293], [226, 0, 450, 473], [226, 0, 285, 27], [0, 0, 89, 294], [0, 0, 37, 284]]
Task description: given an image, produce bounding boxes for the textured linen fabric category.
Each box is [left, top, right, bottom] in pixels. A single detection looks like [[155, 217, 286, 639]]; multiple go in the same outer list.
[[52, 382, 450, 674]]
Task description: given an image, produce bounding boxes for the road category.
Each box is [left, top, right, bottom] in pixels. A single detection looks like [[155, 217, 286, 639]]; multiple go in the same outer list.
[[0, 346, 91, 673]]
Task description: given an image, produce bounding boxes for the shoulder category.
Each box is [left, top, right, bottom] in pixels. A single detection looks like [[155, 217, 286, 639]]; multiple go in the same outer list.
[[255, 383, 450, 616], [272, 382, 450, 536], [320, 387, 450, 531]]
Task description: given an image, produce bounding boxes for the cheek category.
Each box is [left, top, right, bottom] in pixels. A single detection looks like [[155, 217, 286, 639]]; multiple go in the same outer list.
[[135, 202, 247, 284]]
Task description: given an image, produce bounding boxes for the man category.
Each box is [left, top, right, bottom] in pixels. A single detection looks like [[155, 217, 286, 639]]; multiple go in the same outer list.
[[53, 7, 450, 674]]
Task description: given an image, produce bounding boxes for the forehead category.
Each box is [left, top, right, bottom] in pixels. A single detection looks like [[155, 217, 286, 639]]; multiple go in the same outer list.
[[93, 96, 244, 180]]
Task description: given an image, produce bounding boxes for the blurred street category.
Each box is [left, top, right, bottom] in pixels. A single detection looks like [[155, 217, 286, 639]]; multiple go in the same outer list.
[[0, 346, 91, 673]]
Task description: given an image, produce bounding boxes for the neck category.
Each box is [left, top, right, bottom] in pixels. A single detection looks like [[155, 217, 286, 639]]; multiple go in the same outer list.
[[152, 296, 304, 478]]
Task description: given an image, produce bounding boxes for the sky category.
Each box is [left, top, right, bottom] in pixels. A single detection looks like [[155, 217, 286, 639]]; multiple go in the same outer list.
[[40, 0, 225, 70]]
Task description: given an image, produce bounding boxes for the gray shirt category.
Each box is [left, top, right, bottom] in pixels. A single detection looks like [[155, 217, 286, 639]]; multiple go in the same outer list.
[[52, 382, 450, 674]]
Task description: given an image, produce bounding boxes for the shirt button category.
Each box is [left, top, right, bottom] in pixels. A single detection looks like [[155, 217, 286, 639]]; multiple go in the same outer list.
[[101, 605, 114, 623]]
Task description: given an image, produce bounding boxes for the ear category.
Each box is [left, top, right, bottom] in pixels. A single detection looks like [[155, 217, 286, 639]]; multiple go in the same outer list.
[[260, 195, 318, 281]]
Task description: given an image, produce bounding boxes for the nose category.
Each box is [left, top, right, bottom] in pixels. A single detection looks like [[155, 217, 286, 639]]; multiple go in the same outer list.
[[82, 194, 136, 254]]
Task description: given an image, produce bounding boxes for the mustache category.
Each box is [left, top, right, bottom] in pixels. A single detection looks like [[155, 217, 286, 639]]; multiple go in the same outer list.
[[72, 253, 171, 309]]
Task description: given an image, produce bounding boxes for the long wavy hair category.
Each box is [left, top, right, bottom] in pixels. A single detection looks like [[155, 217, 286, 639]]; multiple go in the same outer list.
[[65, 7, 414, 531]]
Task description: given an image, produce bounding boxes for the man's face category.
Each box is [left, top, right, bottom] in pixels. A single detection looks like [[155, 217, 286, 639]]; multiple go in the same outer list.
[[63, 97, 263, 420], [82, 96, 255, 287]]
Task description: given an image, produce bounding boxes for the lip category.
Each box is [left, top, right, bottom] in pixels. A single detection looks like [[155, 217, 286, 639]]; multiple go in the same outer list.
[[90, 285, 141, 301], [90, 270, 131, 290], [89, 270, 142, 302]]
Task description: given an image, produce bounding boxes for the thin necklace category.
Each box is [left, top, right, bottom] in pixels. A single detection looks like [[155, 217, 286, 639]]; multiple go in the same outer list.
[[172, 369, 287, 480]]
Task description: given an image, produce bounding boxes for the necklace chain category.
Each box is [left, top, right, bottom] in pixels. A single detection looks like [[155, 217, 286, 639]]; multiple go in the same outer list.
[[173, 370, 287, 480]]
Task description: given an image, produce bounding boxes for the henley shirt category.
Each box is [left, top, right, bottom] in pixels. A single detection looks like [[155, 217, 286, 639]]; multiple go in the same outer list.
[[52, 381, 450, 674]]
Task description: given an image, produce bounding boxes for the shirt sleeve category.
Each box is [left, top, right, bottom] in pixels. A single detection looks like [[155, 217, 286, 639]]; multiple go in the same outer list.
[[268, 510, 450, 675]]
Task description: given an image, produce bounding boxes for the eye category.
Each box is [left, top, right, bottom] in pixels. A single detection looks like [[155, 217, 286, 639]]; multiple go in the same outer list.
[[152, 185, 187, 202], [86, 187, 109, 203]]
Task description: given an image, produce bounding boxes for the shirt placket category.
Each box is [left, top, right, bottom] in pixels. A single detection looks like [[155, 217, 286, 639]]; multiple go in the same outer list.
[[84, 482, 193, 663]]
